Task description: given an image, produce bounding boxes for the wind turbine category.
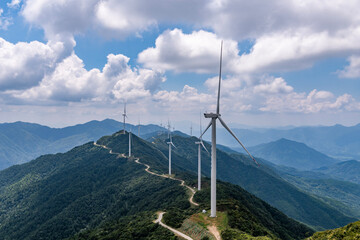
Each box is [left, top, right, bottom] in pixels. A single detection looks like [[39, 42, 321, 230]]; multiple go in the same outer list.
[[167, 122, 176, 175], [129, 128, 132, 157], [190, 122, 193, 136], [195, 112, 208, 190], [200, 41, 259, 218], [122, 102, 127, 134]]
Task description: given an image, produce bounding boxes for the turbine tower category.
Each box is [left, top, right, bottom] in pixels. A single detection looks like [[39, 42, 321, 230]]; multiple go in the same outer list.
[[122, 102, 127, 134], [195, 112, 208, 190], [200, 41, 259, 218], [129, 128, 132, 157], [167, 122, 176, 175]]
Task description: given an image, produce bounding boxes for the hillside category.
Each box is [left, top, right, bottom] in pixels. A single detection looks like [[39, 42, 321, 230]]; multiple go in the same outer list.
[[0, 131, 314, 239], [314, 160, 360, 184], [247, 138, 338, 170], [150, 134, 357, 230], [307, 221, 360, 239], [0, 119, 165, 170], [215, 123, 360, 159]]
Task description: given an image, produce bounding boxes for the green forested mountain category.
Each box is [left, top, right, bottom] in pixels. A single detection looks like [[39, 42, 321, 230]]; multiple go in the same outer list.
[[0, 119, 165, 170], [314, 160, 360, 184], [0, 131, 314, 239], [307, 221, 360, 240], [247, 138, 338, 170], [150, 134, 357, 230]]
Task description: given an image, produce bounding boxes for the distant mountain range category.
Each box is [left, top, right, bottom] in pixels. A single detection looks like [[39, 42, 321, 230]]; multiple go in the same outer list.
[[247, 138, 338, 170], [314, 160, 360, 184], [0, 119, 166, 170], [215, 123, 360, 160]]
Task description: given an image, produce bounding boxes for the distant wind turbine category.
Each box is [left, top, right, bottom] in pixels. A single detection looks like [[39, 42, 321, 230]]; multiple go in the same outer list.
[[190, 122, 193, 136], [129, 128, 132, 157], [122, 102, 127, 134], [167, 122, 176, 175], [195, 112, 208, 190], [200, 41, 259, 218]]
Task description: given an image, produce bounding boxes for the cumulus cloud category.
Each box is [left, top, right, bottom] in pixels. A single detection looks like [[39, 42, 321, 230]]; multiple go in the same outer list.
[[138, 27, 360, 75], [20, 0, 360, 75], [0, 37, 72, 91], [338, 55, 360, 78], [260, 90, 360, 113], [203, 75, 360, 114], [22, 0, 99, 40], [10, 53, 165, 103], [153, 85, 213, 112], [138, 29, 240, 73], [253, 77, 293, 94]]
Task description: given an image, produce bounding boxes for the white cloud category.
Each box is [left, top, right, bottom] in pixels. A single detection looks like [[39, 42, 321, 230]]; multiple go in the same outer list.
[[338, 55, 360, 78], [20, 0, 360, 75], [138, 29, 240, 73], [153, 85, 213, 113], [0, 37, 72, 91], [204, 75, 360, 114], [22, 0, 99, 40], [253, 78, 293, 94], [0, 8, 12, 30], [138, 27, 360, 75], [7, 0, 22, 9], [259, 90, 360, 113], [10, 53, 165, 103]]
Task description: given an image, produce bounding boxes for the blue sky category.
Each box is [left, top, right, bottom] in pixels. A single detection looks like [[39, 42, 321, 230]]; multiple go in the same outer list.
[[1, 0, 360, 130]]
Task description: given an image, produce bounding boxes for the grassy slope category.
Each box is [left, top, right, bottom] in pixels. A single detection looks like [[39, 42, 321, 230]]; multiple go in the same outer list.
[[307, 221, 360, 240]]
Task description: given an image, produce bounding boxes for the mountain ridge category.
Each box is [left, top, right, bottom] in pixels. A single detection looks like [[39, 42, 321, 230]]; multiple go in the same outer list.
[[247, 138, 338, 170], [0, 131, 313, 239]]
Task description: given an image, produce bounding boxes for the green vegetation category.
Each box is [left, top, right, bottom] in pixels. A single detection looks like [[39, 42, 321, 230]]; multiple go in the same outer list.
[[0, 131, 318, 239], [315, 160, 360, 184], [70, 212, 176, 240], [151, 134, 356, 230], [307, 221, 360, 240], [194, 181, 314, 240], [0, 134, 188, 239], [280, 174, 360, 217]]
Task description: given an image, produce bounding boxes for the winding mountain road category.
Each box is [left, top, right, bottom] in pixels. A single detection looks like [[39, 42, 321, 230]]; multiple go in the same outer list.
[[93, 141, 200, 239], [155, 212, 194, 240]]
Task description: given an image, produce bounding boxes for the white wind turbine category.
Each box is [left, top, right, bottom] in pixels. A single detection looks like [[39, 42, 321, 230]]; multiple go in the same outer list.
[[129, 127, 132, 157], [122, 102, 127, 134], [195, 112, 208, 190], [200, 41, 259, 218], [167, 121, 176, 175]]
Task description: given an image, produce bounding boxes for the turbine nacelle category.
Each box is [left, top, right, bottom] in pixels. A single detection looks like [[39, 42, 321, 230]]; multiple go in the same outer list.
[[204, 113, 220, 118]]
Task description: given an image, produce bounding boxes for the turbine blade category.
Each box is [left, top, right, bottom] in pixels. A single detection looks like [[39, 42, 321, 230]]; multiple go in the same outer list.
[[199, 120, 212, 139], [171, 142, 176, 148], [200, 141, 209, 153], [218, 116, 259, 166], [216, 40, 223, 115]]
